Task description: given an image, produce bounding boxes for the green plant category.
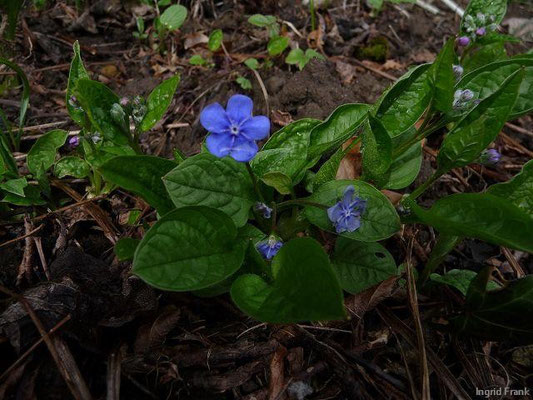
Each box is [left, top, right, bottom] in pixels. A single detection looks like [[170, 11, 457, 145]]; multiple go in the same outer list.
[[285, 48, 325, 70], [248, 14, 289, 57]]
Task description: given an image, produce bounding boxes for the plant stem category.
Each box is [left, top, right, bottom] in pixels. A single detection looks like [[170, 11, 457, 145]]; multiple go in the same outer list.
[[310, 0, 316, 32], [277, 199, 328, 211], [407, 168, 445, 201], [246, 162, 265, 202]]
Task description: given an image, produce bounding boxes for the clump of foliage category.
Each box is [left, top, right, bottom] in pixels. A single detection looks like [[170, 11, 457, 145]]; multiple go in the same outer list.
[[2, 0, 533, 342]]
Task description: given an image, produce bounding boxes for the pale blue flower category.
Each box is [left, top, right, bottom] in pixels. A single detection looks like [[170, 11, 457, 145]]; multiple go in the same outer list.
[[200, 94, 270, 162], [257, 236, 283, 260], [327, 185, 366, 234]]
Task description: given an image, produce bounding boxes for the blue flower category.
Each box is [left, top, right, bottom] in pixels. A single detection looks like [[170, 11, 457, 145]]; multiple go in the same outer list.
[[255, 202, 272, 219], [453, 89, 475, 110], [200, 94, 270, 162], [480, 149, 501, 165], [256, 236, 283, 260], [327, 185, 367, 234]]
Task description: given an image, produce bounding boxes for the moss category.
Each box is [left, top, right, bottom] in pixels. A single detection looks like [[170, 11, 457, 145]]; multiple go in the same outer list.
[[355, 36, 389, 62]]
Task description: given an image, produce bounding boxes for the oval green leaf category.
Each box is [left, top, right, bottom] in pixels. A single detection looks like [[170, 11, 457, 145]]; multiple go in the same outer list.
[[164, 153, 256, 227], [332, 238, 397, 294], [27, 129, 68, 177], [140, 75, 180, 132], [133, 206, 246, 291]]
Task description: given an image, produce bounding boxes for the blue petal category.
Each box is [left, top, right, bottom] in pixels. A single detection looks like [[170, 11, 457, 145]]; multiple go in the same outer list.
[[342, 185, 355, 207], [206, 133, 233, 158], [327, 203, 343, 223], [350, 198, 367, 215], [200, 103, 230, 134], [240, 116, 270, 140], [226, 95, 253, 125], [229, 136, 258, 162], [344, 215, 361, 232]]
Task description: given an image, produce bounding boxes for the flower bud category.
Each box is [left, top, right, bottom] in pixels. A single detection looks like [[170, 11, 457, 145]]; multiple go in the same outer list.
[[453, 64, 464, 79], [255, 202, 273, 219], [475, 27, 486, 36], [110, 103, 126, 125], [457, 36, 470, 46], [68, 135, 80, 147], [480, 149, 501, 165]]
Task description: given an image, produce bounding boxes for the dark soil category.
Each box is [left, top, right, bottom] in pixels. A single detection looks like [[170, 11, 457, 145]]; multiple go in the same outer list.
[[1, 0, 533, 399]]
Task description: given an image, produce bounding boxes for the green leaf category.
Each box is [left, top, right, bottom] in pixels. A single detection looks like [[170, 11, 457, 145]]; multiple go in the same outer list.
[[0, 132, 17, 177], [457, 58, 533, 119], [374, 63, 432, 137], [230, 237, 345, 323], [308, 103, 369, 158], [261, 171, 292, 195], [1, 185, 45, 206], [66, 41, 89, 125], [461, 0, 507, 34], [487, 159, 533, 216], [248, 14, 277, 28], [313, 147, 344, 190], [462, 42, 507, 73], [420, 234, 462, 283], [244, 58, 259, 70], [267, 36, 289, 56], [0, 177, 27, 197], [251, 119, 321, 182], [430, 269, 499, 296], [27, 129, 68, 177], [453, 270, 533, 342], [236, 76, 252, 90], [159, 4, 187, 31], [0, 58, 30, 130], [432, 38, 455, 113], [140, 75, 180, 132], [438, 69, 523, 171], [133, 206, 246, 291], [54, 156, 90, 178], [406, 193, 533, 253], [100, 155, 177, 215], [114, 237, 140, 261], [208, 29, 223, 51], [189, 55, 208, 66], [305, 179, 401, 242], [361, 116, 392, 187], [285, 48, 307, 70], [332, 237, 397, 294], [164, 153, 256, 227], [382, 127, 422, 190], [0, 0, 23, 39], [74, 79, 128, 145]]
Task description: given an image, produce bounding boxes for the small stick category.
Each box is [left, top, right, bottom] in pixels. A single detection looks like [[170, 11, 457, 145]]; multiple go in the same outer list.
[[22, 121, 68, 133], [505, 122, 533, 138], [439, 0, 464, 17], [251, 68, 270, 118], [0, 224, 43, 248], [0, 314, 71, 382], [415, 0, 440, 15], [16, 217, 35, 285]]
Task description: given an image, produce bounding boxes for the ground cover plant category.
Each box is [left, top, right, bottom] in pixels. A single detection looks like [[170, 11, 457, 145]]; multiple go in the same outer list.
[[0, 0, 532, 399]]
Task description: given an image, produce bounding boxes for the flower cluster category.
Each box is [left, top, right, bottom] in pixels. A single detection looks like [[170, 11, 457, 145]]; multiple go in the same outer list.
[[458, 13, 498, 45], [453, 89, 475, 110], [256, 236, 283, 260], [200, 95, 270, 162], [452, 64, 464, 80], [327, 186, 367, 234]]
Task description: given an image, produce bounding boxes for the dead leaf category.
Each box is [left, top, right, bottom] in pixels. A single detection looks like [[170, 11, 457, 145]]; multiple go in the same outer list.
[[336, 139, 362, 180], [335, 60, 357, 84], [504, 18, 533, 42], [345, 276, 399, 320], [271, 110, 293, 126], [381, 59, 405, 71], [100, 65, 119, 78], [381, 190, 403, 205], [134, 306, 181, 353], [184, 32, 209, 49], [410, 49, 435, 64]]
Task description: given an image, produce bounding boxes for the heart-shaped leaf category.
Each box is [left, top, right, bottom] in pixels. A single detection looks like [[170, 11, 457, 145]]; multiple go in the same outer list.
[[332, 238, 397, 294], [164, 153, 256, 227], [305, 179, 401, 242], [27, 129, 68, 177], [231, 237, 345, 323], [487, 159, 533, 216], [100, 155, 176, 215], [133, 206, 246, 291]]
